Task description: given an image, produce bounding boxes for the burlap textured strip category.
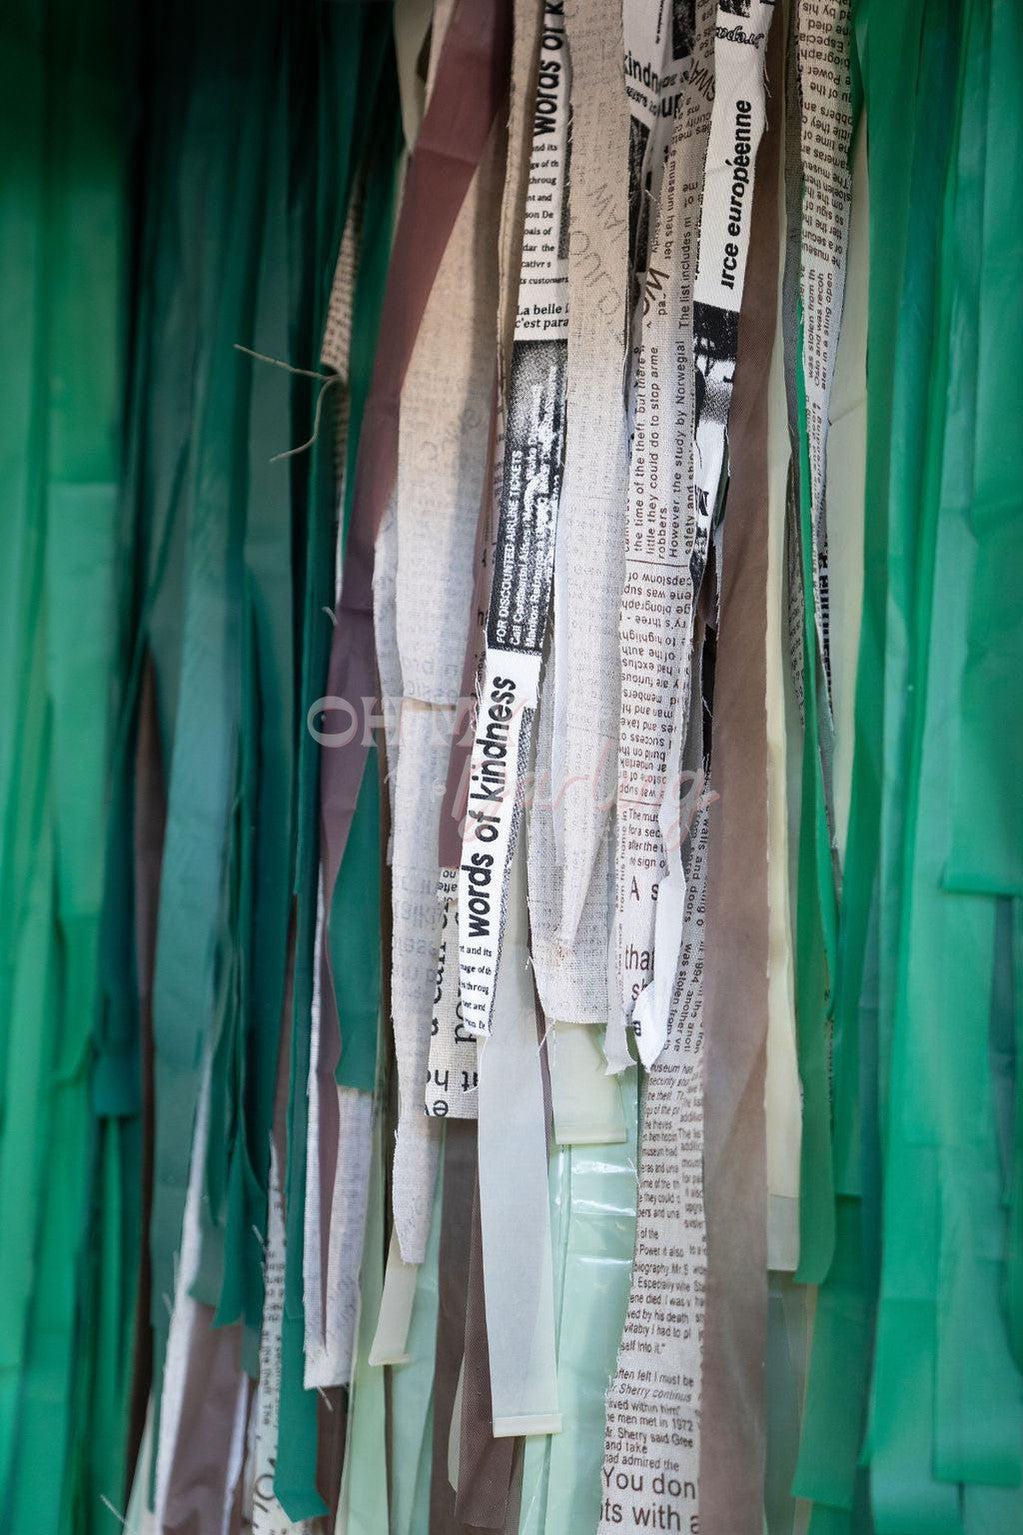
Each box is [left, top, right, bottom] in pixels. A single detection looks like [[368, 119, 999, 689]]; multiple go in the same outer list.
[[697, 13, 782, 1529]]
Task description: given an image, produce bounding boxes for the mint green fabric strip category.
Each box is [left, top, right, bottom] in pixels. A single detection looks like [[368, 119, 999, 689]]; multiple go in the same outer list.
[[517, 1145, 571, 1535], [542, 1071, 639, 1534]]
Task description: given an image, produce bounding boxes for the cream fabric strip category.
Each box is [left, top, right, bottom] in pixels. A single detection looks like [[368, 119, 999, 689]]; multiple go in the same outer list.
[[549, 1021, 628, 1147]]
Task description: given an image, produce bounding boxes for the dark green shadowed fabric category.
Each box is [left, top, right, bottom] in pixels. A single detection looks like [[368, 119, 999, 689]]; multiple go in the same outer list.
[[0, 1, 127, 1529]]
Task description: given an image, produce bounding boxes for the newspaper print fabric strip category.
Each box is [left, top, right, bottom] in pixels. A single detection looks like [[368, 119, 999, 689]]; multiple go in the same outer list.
[[457, 1, 572, 1041]]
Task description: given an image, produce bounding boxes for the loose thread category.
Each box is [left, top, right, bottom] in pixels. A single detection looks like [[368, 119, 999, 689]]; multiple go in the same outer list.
[[232, 343, 332, 383], [232, 343, 342, 463], [99, 1494, 127, 1527]]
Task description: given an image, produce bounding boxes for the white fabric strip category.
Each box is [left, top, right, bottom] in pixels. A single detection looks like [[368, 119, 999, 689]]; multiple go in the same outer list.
[[386, 703, 454, 1262], [124, 1402, 156, 1535], [368, 1229, 418, 1367], [222, 1377, 252, 1535], [478, 846, 561, 1436], [320, 1085, 373, 1383], [549, 1019, 628, 1147], [527, 643, 613, 1030]]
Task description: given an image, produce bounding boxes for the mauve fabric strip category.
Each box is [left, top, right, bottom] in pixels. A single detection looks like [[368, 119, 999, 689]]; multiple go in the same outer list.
[[455, 1173, 516, 1529], [319, 0, 513, 1004], [429, 1120, 478, 1530], [125, 656, 163, 1485], [317, 1383, 349, 1523], [697, 14, 783, 1534], [125, 657, 164, 1492], [160, 1317, 245, 1535]]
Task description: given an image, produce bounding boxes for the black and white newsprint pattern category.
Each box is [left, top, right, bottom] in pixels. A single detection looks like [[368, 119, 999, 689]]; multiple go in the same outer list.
[[458, 4, 572, 1038]]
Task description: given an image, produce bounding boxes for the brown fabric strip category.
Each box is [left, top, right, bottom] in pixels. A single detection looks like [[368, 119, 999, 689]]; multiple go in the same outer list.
[[697, 13, 783, 1534], [161, 1316, 245, 1535], [125, 655, 165, 1491], [319, 0, 513, 1022], [454, 1172, 515, 1530], [429, 1120, 478, 1531], [316, 1383, 348, 1526]]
